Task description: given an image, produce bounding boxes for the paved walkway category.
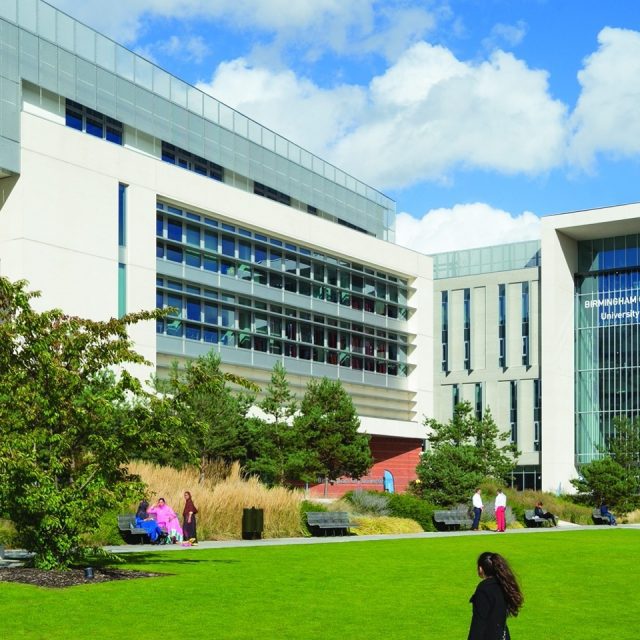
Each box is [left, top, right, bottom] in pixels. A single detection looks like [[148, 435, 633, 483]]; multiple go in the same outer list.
[[104, 521, 640, 554]]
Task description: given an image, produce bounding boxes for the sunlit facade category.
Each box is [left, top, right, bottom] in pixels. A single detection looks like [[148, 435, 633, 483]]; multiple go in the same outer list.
[[0, 0, 432, 497]]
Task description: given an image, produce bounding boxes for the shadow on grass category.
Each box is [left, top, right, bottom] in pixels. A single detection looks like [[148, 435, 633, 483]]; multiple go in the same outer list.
[[91, 552, 241, 567]]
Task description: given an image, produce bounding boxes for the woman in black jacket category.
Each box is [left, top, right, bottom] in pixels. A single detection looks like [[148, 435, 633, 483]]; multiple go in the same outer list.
[[468, 552, 524, 640]]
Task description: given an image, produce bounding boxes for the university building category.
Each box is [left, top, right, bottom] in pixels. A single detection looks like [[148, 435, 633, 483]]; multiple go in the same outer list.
[[0, 0, 431, 497], [2, 1, 639, 496]]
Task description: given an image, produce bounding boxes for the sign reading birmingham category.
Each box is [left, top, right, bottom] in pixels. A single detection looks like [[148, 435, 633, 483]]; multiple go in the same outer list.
[[584, 295, 640, 323]]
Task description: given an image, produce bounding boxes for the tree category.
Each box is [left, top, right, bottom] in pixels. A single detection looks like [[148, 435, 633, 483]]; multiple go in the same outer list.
[[247, 362, 298, 485], [606, 416, 640, 472], [292, 378, 372, 496], [415, 402, 518, 506], [0, 277, 176, 568], [570, 457, 639, 512], [570, 416, 640, 512], [161, 352, 259, 483]]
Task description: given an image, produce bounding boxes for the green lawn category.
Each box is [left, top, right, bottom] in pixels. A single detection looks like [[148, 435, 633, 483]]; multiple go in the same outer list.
[[1, 530, 638, 639]]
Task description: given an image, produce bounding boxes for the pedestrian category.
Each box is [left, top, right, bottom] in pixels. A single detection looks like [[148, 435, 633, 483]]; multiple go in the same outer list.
[[468, 551, 524, 640], [472, 488, 483, 530], [182, 490, 199, 543], [495, 489, 507, 532]]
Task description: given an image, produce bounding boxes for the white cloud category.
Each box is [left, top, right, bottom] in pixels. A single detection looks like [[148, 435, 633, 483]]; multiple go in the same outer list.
[[204, 43, 568, 190], [395, 203, 540, 254], [333, 43, 568, 188], [157, 35, 210, 64], [47, 0, 436, 59], [197, 60, 366, 157], [482, 21, 527, 51], [569, 27, 640, 169]]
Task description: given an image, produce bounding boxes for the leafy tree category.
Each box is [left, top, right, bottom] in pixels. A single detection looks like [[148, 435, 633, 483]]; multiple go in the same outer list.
[[570, 457, 639, 512], [161, 352, 259, 483], [416, 402, 518, 506], [246, 362, 298, 485], [0, 277, 176, 568], [292, 378, 372, 496]]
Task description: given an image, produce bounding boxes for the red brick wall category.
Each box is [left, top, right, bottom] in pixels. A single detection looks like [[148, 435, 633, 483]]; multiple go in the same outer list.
[[308, 435, 422, 498]]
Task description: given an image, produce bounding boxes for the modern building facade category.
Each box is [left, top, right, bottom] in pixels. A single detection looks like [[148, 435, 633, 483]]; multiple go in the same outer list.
[[0, 0, 432, 496], [2, 1, 639, 499], [541, 204, 640, 493], [432, 241, 542, 490]]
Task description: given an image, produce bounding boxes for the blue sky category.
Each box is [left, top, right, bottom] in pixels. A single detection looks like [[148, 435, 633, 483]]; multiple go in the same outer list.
[[48, 0, 640, 253]]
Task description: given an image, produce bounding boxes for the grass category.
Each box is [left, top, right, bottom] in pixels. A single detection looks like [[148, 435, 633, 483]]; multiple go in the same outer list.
[[125, 461, 304, 540], [1, 529, 639, 639]]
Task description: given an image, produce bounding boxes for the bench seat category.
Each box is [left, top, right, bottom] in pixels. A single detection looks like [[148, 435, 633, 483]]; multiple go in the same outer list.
[[117, 514, 153, 544], [305, 512, 357, 536], [433, 509, 473, 531], [524, 509, 549, 528]]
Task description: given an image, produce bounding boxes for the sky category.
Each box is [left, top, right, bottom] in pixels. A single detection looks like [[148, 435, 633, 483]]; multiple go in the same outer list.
[[47, 0, 640, 254]]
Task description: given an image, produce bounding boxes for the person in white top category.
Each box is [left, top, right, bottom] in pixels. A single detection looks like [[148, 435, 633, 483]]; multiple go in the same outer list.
[[495, 489, 507, 532], [471, 488, 483, 530]]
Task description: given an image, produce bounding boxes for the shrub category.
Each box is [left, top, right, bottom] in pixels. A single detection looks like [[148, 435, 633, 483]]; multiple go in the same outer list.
[[502, 489, 593, 525], [386, 493, 436, 532], [346, 490, 390, 516], [351, 516, 423, 535], [84, 508, 130, 546], [0, 519, 17, 547]]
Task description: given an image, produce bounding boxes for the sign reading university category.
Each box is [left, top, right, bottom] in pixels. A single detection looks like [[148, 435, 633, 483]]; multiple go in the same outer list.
[[584, 294, 640, 324]]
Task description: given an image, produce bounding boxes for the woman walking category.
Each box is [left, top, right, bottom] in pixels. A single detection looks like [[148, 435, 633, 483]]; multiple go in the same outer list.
[[182, 491, 198, 543], [468, 552, 524, 640]]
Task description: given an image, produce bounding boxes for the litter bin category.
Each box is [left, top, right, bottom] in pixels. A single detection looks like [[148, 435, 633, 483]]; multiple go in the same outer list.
[[242, 507, 264, 540]]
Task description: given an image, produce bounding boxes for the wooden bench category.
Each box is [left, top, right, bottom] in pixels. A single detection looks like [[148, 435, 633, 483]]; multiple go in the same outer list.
[[305, 512, 357, 536], [592, 509, 612, 525], [117, 514, 155, 544], [524, 509, 549, 528], [433, 509, 473, 531]]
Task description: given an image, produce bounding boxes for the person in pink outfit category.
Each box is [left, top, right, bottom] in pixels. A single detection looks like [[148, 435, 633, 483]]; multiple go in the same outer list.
[[148, 497, 183, 542], [495, 489, 507, 532]]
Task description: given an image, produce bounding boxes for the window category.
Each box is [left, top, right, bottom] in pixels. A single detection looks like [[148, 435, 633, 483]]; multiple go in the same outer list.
[[510, 380, 518, 444], [475, 383, 483, 420], [452, 384, 460, 414], [498, 284, 506, 367], [441, 291, 449, 371], [522, 282, 530, 366], [118, 183, 127, 247], [534, 379, 541, 451], [161, 142, 224, 181], [118, 263, 126, 318], [65, 100, 123, 145], [463, 288, 471, 370], [254, 181, 291, 205]]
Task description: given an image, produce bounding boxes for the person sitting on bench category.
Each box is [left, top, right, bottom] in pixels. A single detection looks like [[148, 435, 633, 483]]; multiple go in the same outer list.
[[600, 501, 617, 526], [135, 500, 165, 543], [534, 501, 557, 526]]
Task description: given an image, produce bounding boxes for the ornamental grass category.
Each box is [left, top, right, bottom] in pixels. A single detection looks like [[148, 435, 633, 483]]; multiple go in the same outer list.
[[128, 461, 304, 540]]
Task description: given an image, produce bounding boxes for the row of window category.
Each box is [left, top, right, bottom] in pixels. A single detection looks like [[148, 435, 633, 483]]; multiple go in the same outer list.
[[66, 99, 123, 144], [441, 283, 531, 372], [156, 202, 407, 286], [161, 142, 224, 181], [156, 207, 409, 320], [65, 99, 381, 239], [156, 279, 409, 376], [451, 380, 541, 449]]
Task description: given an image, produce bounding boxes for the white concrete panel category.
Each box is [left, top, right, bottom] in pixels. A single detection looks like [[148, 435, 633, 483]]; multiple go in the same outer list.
[[472, 285, 486, 370]]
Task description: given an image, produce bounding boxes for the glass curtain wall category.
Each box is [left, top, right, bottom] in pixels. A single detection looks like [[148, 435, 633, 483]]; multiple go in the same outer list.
[[576, 235, 640, 463]]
